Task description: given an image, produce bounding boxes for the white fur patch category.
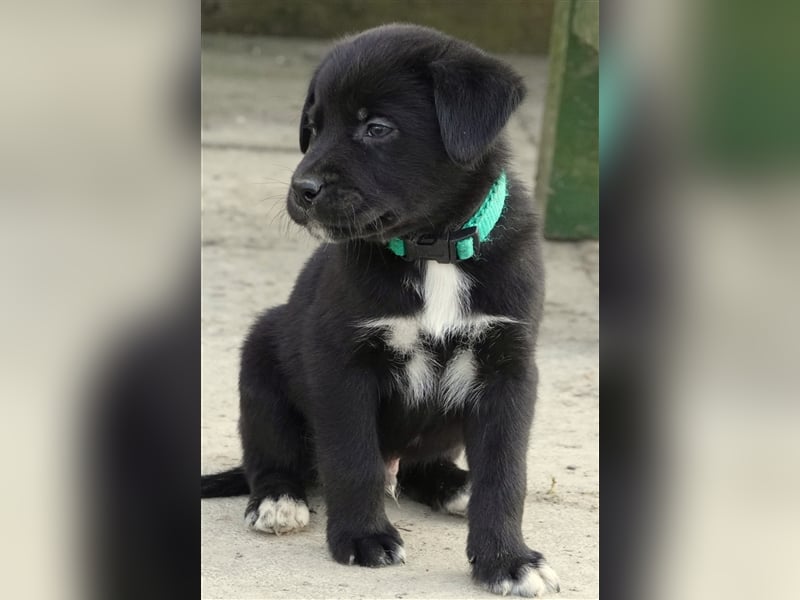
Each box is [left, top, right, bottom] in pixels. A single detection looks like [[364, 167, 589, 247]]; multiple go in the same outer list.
[[440, 348, 480, 412], [359, 263, 516, 408], [386, 318, 419, 353], [404, 347, 437, 402], [442, 486, 470, 516], [419, 262, 471, 338], [246, 495, 309, 535], [485, 562, 561, 598], [362, 263, 471, 348]]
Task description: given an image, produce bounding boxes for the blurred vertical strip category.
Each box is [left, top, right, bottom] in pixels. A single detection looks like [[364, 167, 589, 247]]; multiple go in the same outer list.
[[0, 3, 200, 599], [602, 1, 800, 599], [81, 11, 201, 600]]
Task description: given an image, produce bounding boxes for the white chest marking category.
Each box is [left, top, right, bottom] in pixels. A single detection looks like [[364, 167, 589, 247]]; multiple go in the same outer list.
[[359, 263, 516, 409], [418, 261, 471, 338]]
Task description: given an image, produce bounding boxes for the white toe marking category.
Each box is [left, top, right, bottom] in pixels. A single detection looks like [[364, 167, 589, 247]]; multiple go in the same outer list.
[[535, 563, 560, 593], [443, 486, 470, 516], [246, 495, 309, 535], [485, 561, 560, 598]]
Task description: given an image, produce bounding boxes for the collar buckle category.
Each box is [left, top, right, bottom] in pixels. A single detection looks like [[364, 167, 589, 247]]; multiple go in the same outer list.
[[401, 226, 479, 263]]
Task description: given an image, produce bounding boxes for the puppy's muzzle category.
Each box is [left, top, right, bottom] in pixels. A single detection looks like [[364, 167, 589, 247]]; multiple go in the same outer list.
[[287, 176, 397, 241]]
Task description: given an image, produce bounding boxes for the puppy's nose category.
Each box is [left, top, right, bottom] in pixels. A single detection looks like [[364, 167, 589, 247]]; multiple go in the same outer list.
[[292, 177, 324, 207]]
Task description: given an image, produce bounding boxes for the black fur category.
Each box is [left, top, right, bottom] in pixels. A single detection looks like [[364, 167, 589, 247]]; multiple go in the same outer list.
[[202, 24, 556, 595]]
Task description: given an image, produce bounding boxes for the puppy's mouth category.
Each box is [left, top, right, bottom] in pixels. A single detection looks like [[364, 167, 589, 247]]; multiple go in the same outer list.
[[315, 212, 398, 242], [286, 188, 404, 242]]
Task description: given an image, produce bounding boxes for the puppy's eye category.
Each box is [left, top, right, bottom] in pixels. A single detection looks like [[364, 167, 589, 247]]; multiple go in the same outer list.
[[306, 123, 318, 137], [366, 123, 392, 138]]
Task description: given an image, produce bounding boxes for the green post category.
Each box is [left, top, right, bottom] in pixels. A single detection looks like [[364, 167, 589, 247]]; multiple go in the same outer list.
[[536, 0, 599, 239]]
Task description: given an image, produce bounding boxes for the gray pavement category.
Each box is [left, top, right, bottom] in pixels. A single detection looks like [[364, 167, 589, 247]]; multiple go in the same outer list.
[[201, 35, 598, 599]]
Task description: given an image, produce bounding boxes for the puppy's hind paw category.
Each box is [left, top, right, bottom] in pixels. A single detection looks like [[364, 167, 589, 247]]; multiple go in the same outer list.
[[441, 485, 470, 517], [244, 495, 310, 535]]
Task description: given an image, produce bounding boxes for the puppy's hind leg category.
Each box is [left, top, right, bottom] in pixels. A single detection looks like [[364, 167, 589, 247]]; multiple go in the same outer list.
[[239, 307, 311, 535], [398, 458, 471, 516]]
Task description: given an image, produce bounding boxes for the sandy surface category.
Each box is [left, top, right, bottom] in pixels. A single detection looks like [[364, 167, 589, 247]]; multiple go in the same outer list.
[[201, 35, 598, 599]]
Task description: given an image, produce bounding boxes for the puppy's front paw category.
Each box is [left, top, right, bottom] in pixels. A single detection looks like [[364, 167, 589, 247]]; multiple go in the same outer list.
[[329, 526, 405, 568], [472, 550, 560, 598], [244, 495, 309, 535]]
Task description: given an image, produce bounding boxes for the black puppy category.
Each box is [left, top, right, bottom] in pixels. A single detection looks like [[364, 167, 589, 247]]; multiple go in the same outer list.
[[202, 24, 559, 597]]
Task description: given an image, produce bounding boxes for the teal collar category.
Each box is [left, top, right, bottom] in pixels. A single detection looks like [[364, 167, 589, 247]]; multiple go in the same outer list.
[[386, 171, 508, 263]]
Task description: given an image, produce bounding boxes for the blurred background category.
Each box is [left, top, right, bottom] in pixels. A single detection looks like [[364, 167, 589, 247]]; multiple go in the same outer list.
[[202, 0, 554, 52]]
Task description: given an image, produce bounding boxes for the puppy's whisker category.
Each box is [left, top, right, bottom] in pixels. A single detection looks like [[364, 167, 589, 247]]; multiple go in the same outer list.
[[245, 176, 291, 185], [253, 162, 296, 173]]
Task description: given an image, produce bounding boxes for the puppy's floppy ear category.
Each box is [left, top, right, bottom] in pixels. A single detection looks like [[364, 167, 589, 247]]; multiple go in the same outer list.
[[430, 50, 526, 166], [298, 73, 317, 153]]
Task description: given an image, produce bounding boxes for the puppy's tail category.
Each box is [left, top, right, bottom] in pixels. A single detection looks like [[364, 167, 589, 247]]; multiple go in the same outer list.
[[201, 466, 249, 498]]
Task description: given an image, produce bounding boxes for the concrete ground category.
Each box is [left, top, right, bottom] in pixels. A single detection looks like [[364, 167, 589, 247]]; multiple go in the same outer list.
[[201, 35, 598, 599]]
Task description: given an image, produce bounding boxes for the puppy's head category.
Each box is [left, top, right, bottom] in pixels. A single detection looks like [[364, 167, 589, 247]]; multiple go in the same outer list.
[[286, 24, 526, 242]]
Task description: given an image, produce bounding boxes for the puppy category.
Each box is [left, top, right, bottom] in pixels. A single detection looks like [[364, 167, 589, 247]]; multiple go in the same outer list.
[[202, 24, 559, 598]]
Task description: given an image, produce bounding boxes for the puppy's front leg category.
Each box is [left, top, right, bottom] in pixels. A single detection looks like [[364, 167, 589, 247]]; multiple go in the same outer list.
[[464, 371, 560, 597], [312, 368, 404, 568]]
